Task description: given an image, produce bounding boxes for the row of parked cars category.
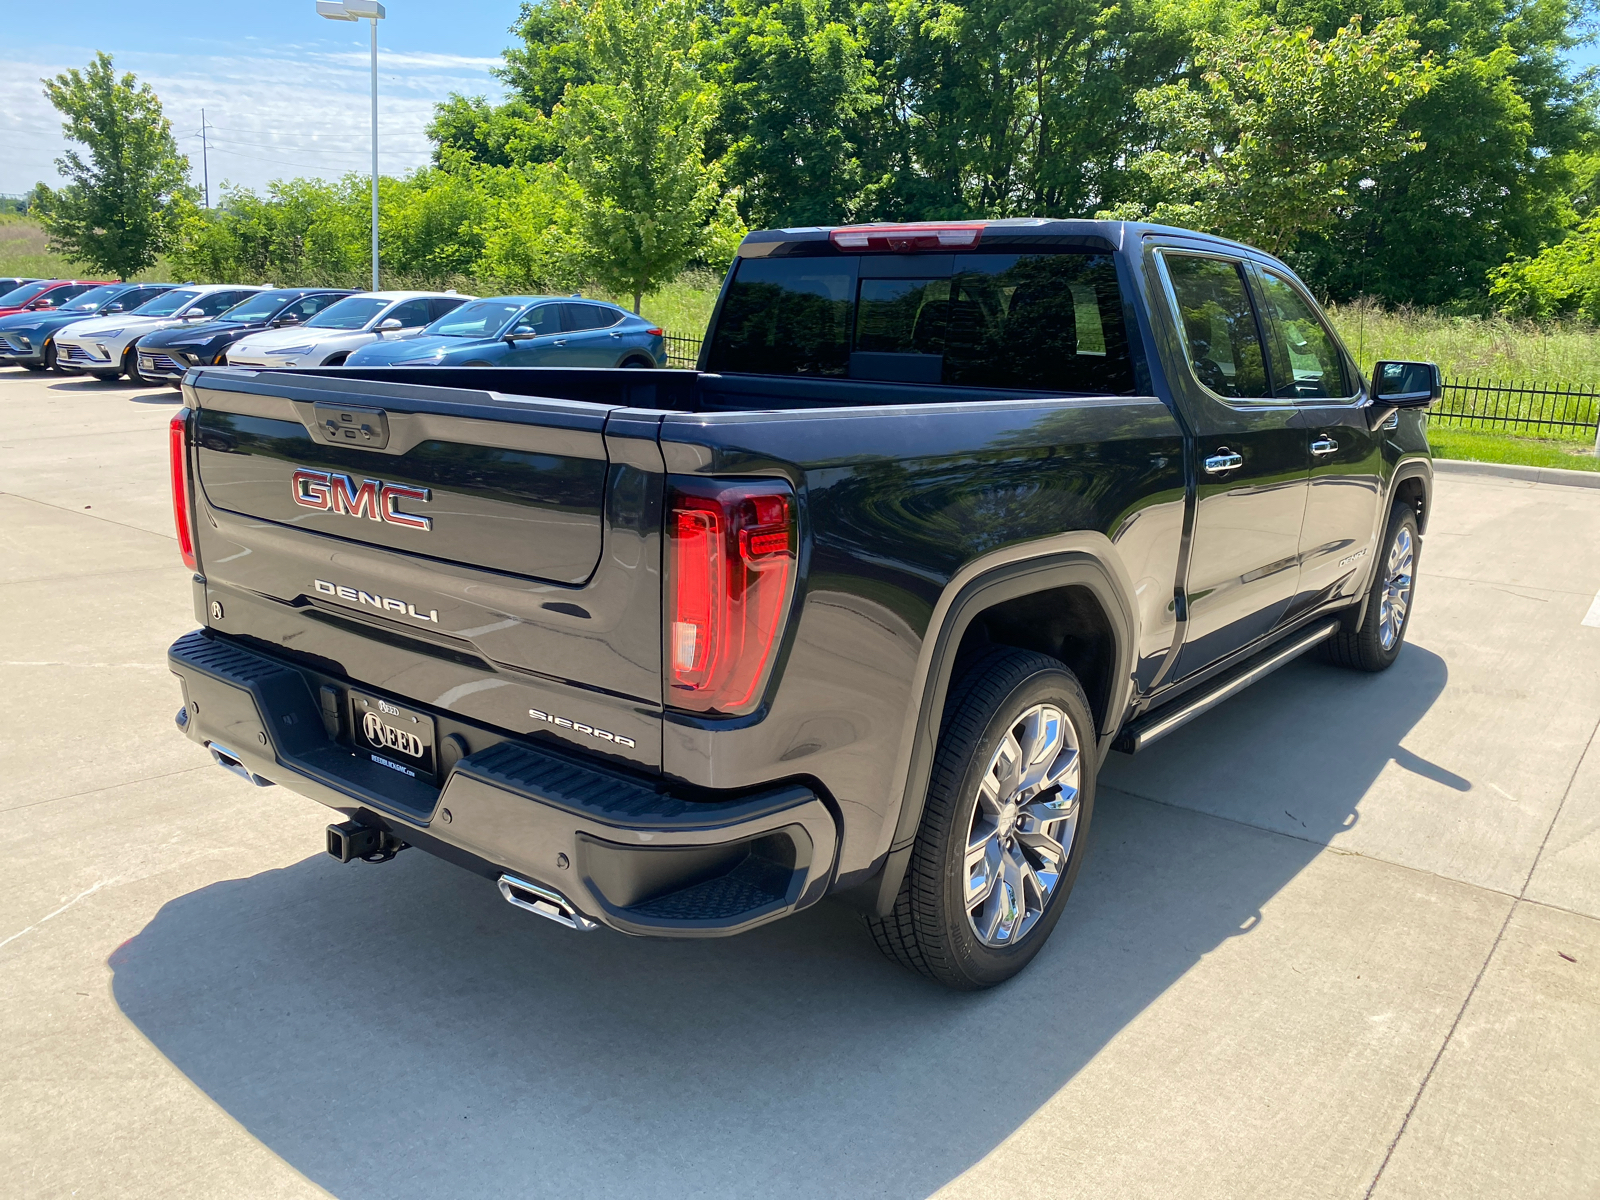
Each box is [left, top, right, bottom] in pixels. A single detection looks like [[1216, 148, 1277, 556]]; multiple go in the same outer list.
[[0, 277, 668, 384]]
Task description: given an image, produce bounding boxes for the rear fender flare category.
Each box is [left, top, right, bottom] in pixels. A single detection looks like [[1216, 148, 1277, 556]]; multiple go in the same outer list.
[[871, 536, 1138, 915]]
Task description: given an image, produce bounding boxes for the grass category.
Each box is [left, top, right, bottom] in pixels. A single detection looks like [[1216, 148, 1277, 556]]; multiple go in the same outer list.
[[0, 213, 174, 282], [615, 268, 721, 337], [1426, 426, 1600, 472], [1326, 298, 1600, 387]]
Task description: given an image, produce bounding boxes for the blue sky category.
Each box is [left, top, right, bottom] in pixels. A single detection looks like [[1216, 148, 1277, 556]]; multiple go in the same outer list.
[[0, 1, 522, 197]]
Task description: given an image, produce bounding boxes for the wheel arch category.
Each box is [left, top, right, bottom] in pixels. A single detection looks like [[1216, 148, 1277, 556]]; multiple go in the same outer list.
[[1390, 459, 1431, 534], [867, 544, 1138, 916]]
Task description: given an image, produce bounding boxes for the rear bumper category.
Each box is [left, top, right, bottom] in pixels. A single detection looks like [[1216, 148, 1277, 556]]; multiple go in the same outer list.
[[168, 629, 838, 937]]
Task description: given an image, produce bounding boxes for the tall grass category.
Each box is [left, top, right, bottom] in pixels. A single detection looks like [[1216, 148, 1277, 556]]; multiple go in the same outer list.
[[1326, 298, 1600, 387], [0, 213, 174, 282]]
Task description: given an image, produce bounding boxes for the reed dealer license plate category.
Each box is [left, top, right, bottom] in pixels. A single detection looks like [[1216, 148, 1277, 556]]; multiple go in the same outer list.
[[350, 690, 437, 781]]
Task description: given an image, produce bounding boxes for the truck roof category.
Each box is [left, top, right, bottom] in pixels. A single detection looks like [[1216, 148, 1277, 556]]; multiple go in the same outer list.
[[736, 218, 1271, 262]]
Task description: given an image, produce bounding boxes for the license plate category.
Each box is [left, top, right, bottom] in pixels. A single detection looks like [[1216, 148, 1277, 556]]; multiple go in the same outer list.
[[349, 690, 436, 780]]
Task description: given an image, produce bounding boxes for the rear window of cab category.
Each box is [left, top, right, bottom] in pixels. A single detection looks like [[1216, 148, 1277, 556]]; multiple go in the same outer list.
[[705, 251, 1135, 394]]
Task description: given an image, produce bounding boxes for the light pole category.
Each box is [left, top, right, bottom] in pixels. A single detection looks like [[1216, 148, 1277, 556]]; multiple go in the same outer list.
[[316, 0, 386, 291]]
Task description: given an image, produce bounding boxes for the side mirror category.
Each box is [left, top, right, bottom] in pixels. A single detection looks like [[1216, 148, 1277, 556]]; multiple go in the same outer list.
[[29, 298, 55, 309], [376, 318, 403, 333], [105, 302, 125, 313], [273, 315, 303, 327], [1371, 360, 1441, 407]]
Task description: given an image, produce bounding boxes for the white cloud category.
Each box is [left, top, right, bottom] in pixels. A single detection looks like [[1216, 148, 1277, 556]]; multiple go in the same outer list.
[[0, 44, 505, 198]]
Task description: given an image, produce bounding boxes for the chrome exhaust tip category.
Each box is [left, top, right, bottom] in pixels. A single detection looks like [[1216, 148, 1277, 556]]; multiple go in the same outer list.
[[497, 874, 598, 931], [205, 742, 274, 788]]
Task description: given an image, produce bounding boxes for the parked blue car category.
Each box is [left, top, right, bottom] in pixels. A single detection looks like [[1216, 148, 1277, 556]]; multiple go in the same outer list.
[[0, 281, 174, 371], [343, 296, 664, 369]]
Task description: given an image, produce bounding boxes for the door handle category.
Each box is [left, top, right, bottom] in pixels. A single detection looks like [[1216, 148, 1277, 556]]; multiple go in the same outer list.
[[552, 338, 566, 346], [609, 331, 622, 338], [1311, 435, 1339, 456], [1203, 450, 1244, 474]]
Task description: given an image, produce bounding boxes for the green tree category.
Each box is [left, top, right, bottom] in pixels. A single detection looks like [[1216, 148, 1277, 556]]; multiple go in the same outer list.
[[862, 0, 1201, 220], [560, 0, 741, 311], [1268, 0, 1594, 307], [1109, 18, 1436, 258], [32, 52, 192, 279], [709, 0, 880, 227], [426, 95, 557, 170]]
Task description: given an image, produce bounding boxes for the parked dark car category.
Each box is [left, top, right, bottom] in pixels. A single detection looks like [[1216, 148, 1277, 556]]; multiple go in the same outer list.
[[0, 282, 174, 371], [136, 288, 356, 386], [166, 219, 1438, 989], [0, 277, 41, 298], [343, 295, 665, 368], [0, 279, 112, 319]]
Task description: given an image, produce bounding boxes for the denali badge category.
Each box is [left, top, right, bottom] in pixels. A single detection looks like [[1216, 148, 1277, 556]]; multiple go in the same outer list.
[[363, 710, 425, 759], [529, 707, 637, 748], [314, 578, 439, 623], [292, 468, 432, 531]]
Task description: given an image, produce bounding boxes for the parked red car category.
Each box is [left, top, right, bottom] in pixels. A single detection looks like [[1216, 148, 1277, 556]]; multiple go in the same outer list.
[[0, 279, 113, 319]]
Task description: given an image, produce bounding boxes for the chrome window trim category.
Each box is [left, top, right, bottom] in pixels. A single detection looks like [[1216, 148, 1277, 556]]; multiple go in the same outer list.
[[1151, 247, 1291, 411]]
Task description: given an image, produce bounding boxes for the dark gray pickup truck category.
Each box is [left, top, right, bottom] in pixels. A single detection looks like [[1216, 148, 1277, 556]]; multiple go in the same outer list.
[[166, 219, 1437, 988]]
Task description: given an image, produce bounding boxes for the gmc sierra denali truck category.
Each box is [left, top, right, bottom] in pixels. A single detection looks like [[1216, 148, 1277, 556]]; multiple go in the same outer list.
[[166, 219, 1438, 989]]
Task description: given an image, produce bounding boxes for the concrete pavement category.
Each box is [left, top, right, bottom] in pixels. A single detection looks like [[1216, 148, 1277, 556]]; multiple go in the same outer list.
[[0, 365, 1595, 1199]]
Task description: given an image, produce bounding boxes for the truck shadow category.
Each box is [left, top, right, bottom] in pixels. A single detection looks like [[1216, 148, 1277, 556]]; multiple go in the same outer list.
[[109, 645, 1447, 1200]]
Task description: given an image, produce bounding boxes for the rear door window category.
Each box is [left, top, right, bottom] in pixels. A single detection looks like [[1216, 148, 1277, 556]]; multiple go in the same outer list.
[[1162, 255, 1270, 399], [706, 258, 858, 377], [427, 296, 467, 322], [1254, 270, 1351, 400], [563, 303, 622, 331]]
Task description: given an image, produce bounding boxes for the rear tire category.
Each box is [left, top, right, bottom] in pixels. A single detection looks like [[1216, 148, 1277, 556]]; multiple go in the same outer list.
[[866, 647, 1096, 990], [620, 355, 653, 368], [1323, 502, 1419, 673]]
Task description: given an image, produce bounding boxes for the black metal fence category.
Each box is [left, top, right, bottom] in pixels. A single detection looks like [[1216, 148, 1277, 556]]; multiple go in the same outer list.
[[663, 333, 702, 369], [1432, 377, 1600, 441]]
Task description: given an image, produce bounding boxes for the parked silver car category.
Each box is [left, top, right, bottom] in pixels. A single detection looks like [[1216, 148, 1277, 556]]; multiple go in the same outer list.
[[225, 291, 473, 368], [53, 284, 267, 383]]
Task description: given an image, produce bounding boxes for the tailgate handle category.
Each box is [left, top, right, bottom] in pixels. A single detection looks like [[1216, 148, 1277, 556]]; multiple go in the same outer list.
[[311, 402, 390, 450]]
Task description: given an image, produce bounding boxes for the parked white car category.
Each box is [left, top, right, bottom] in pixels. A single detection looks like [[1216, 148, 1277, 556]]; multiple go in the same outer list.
[[224, 291, 473, 368], [54, 284, 267, 383]]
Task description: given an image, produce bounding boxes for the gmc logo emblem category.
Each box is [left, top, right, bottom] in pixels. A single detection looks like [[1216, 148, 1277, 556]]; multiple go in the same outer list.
[[291, 469, 431, 531]]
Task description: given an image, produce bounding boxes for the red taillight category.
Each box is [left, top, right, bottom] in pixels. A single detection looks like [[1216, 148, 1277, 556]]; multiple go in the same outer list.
[[667, 479, 796, 714], [829, 222, 985, 252], [169, 410, 196, 569], [645, 326, 664, 336]]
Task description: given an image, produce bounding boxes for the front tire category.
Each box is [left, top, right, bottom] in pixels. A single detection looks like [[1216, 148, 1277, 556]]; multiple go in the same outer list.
[[1323, 502, 1419, 672], [866, 648, 1096, 989], [123, 347, 154, 386]]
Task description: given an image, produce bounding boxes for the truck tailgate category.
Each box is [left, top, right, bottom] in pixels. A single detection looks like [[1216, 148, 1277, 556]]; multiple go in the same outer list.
[[185, 368, 667, 768]]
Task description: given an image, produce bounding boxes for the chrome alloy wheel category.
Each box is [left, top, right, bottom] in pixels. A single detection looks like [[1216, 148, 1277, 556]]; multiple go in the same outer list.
[[1378, 525, 1415, 650], [964, 702, 1082, 947]]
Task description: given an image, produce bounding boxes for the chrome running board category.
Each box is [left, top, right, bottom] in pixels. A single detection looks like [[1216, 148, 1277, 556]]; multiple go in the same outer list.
[[1114, 618, 1340, 754]]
